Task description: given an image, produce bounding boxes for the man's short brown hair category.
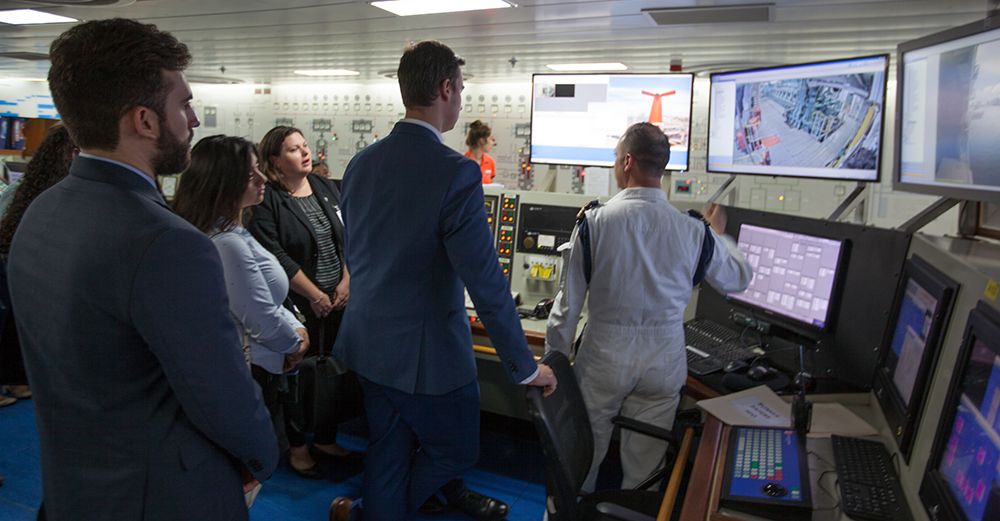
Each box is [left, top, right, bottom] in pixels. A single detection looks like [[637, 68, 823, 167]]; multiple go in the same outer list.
[[619, 122, 671, 174], [47, 18, 191, 150], [397, 41, 465, 108]]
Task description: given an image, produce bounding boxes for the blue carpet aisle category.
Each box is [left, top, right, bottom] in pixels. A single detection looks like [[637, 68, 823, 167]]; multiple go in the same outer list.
[[0, 399, 548, 520]]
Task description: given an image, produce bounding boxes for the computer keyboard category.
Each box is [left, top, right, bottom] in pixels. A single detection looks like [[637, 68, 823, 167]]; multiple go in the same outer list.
[[684, 319, 759, 375], [831, 436, 912, 521]]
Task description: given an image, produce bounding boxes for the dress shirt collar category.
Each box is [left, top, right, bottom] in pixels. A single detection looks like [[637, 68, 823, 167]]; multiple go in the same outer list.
[[398, 118, 444, 143], [78, 152, 158, 190]]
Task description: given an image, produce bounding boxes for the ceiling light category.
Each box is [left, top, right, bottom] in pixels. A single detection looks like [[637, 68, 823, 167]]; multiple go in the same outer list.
[[0, 9, 77, 25], [370, 0, 514, 17], [545, 62, 628, 72], [293, 69, 360, 77]]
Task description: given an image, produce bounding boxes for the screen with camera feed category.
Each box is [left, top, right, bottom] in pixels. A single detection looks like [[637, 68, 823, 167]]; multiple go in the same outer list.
[[728, 224, 845, 330], [530, 73, 693, 170], [897, 19, 1000, 201], [708, 55, 888, 181]]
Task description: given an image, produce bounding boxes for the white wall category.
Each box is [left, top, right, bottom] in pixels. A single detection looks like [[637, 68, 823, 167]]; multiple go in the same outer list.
[[0, 75, 947, 235]]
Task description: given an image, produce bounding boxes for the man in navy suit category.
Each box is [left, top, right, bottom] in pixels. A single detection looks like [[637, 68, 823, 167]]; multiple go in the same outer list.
[[330, 41, 557, 521], [7, 19, 278, 521]]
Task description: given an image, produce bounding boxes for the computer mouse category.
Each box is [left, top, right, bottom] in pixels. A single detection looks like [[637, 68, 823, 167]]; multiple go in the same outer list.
[[747, 365, 776, 381], [762, 482, 787, 497], [723, 360, 749, 373]]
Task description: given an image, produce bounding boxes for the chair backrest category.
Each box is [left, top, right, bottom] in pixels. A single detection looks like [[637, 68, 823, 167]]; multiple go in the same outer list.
[[525, 351, 594, 521]]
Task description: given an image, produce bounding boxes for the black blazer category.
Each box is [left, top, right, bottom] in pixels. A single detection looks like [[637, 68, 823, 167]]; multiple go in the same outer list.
[[248, 174, 346, 298]]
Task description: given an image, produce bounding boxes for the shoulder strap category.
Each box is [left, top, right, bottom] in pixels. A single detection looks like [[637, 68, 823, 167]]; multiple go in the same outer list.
[[687, 209, 715, 286], [575, 200, 601, 285]]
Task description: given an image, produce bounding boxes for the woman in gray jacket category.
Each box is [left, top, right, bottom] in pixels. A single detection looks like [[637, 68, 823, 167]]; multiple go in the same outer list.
[[174, 135, 309, 468]]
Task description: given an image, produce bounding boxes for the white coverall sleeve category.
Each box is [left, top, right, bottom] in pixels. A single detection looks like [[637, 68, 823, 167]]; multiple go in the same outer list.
[[702, 229, 753, 294], [545, 222, 588, 359]]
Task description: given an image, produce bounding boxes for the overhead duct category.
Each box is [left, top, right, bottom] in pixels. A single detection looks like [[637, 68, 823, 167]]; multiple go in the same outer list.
[[0, 51, 49, 61], [1, 1, 136, 6], [642, 3, 774, 25], [186, 74, 244, 85]]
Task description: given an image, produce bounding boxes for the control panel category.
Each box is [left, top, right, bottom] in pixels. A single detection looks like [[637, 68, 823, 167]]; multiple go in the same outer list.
[[496, 193, 519, 281], [516, 203, 579, 255], [483, 194, 499, 238]]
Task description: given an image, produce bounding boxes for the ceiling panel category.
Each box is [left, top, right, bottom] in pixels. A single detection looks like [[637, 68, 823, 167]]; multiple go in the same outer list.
[[0, 0, 992, 82]]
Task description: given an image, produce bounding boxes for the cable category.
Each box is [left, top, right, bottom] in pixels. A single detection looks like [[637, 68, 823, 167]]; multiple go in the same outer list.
[[812, 471, 842, 512], [808, 450, 835, 470]]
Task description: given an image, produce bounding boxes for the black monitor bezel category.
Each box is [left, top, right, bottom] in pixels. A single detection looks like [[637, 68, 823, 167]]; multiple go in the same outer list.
[[727, 222, 850, 336], [919, 300, 1000, 521], [528, 72, 695, 171], [892, 15, 1000, 202], [872, 254, 959, 462], [705, 53, 890, 183]]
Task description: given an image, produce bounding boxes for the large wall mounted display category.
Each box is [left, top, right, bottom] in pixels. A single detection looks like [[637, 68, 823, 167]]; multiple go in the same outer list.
[[707, 55, 888, 182], [895, 15, 1000, 201], [530, 73, 693, 170]]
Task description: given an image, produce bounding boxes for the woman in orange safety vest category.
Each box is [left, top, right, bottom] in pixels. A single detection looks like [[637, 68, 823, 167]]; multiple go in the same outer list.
[[464, 120, 497, 184]]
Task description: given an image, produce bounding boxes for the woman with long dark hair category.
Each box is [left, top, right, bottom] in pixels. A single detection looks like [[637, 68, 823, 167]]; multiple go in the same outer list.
[[0, 124, 77, 406], [173, 134, 309, 467], [248, 126, 355, 478]]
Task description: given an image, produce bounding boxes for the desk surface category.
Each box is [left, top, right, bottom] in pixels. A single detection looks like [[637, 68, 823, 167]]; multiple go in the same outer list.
[[679, 394, 927, 521]]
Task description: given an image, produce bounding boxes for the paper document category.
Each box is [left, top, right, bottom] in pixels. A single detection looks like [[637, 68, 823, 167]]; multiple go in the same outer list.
[[809, 403, 878, 438], [697, 385, 877, 438], [697, 385, 791, 427]]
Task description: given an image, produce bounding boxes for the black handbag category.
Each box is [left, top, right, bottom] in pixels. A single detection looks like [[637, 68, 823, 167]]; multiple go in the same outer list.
[[293, 322, 363, 431]]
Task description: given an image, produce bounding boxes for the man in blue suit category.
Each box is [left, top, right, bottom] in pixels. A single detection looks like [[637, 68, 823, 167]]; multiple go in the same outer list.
[[7, 19, 278, 521], [330, 41, 557, 521]]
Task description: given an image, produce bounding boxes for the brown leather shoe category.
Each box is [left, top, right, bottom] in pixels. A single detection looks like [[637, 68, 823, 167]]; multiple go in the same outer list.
[[328, 497, 353, 521]]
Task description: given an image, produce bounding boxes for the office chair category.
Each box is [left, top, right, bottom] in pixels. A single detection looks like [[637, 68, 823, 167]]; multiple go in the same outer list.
[[525, 351, 698, 521]]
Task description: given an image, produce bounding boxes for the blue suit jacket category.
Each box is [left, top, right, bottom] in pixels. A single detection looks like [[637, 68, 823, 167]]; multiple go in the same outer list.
[[334, 121, 536, 395], [7, 157, 279, 521]]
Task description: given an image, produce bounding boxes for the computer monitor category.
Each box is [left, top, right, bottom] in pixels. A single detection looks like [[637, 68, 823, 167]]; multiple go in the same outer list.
[[920, 301, 1000, 521], [530, 73, 693, 170], [707, 55, 888, 182], [873, 255, 958, 461], [728, 223, 846, 332], [894, 15, 1000, 202]]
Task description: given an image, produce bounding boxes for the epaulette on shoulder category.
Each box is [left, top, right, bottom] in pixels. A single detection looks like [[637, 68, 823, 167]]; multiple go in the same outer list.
[[576, 199, 602, 223], [686, 208, 709, 224]]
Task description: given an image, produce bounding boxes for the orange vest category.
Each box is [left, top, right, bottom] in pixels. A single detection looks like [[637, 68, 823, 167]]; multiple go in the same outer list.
[[466, 150, 496, 184]]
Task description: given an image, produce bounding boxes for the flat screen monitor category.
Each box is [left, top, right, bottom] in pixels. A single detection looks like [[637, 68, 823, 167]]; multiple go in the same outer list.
[[895, 15, 1000, 202], [920, 301, 1000, 521], [728, 224, 846, 331], [530, 73, 693, 170], [873, 255, 958, 461], [707, 55, 888, 182]]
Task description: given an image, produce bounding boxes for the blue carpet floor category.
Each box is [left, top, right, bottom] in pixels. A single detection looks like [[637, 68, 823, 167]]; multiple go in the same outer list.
[[0, 399, 548, 520]]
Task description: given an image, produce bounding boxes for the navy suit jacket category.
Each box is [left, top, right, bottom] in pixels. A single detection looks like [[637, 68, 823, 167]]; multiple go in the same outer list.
[[7, 157, 279, 521], [334, 121, 536, 395]]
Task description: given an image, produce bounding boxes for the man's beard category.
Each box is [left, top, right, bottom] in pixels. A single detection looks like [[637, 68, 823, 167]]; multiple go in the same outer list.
[[152, 125, 192, 177]]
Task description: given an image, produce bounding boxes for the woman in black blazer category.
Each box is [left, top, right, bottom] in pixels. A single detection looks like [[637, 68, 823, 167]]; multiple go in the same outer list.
[[248, 126, 354, 478]]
